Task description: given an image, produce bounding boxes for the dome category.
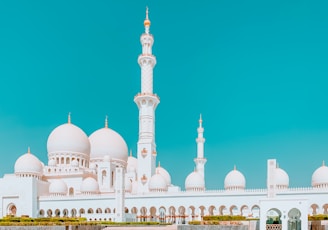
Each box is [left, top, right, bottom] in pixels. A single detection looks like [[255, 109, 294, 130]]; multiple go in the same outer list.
[[49, 179, 68, 195], [125, 178, 132, 193], [48, 159, 56, 167], [80, 177, 99, 194], [275, 167, 289, 188], [89, 127, 128, 163], [312, 162, 328, 187], [47, 123, 90, 155], [224, 167, 246, 190], [185, 171, 205, 191], [127, 155, 138, 172], [156, 164, 171, 186], [149, 173, 167, 192], [15, 150, 43, 177]]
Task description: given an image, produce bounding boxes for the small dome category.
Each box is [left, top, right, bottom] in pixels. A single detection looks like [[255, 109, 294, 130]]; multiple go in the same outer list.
[[15, 150, 43, 177], [49, 179, 68, 195], [48, 159, 56, 167], [275, 167, 289, 188], [89, 127, 128, 163], [224, 167, 246, 190], [47, 123, 90, 155], [149, 173, 167, 192], [125, 179, 132, 193], [185, 171, 205, 191], [312, 162, 328, 187], [80, 177, 99, 194], [156, 164, 171, 186], [127, 155, 138, 172], [71, 159, 79, 167]]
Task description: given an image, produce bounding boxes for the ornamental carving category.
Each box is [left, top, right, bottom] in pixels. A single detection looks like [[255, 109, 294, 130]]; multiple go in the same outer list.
[[141, 148, 147, 157]]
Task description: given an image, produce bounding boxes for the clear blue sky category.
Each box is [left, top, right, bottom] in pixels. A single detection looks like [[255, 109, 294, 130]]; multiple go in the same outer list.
[[0, 0, 327, 190]]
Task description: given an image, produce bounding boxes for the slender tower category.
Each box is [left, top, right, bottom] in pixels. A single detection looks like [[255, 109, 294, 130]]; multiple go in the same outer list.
[[134, 8, 159, 194], [194, 115, 207, 180]]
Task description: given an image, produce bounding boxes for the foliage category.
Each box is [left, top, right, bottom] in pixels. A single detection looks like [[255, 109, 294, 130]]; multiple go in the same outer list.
[[308, 214, 328, 221], [203, 215, 246, 221]]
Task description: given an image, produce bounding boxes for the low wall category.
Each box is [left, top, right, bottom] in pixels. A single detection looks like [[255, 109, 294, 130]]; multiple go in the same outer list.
[[0, 226, 102, 230], [178, 226, 248, 230]]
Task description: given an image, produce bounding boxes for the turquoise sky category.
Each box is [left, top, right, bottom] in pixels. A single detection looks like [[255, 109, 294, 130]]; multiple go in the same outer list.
[[0, 0, 328, 190]]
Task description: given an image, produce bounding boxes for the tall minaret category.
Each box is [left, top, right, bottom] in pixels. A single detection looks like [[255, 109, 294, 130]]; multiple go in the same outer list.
[[194, 115, 207, 179], [134, 7, 159, 194]]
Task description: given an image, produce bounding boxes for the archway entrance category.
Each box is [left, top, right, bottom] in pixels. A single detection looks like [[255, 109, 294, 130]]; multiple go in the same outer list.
[[266, 208, 282, 230], [288, 208, 301, 230], [7, 204, 17, 216]]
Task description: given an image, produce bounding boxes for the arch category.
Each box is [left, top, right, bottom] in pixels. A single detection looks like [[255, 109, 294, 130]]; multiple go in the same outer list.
[[55, 209, 60, 217], [241, 205, 250, 217], [7, 203, 17, 216], [47, 209, 52, 217], [140, 207, 147, 222], [88, 208, 94, 214], [150, 206, 157, 221], [63, 209, 69, 217], [323, 204, 328, 214], [131, 207, 137, 214], [230, 205, 239, 215], [125, 207, 129, 213], [178, 206, 186, 224], [188, 206, 196, 221], [266, 208, 282, 224], [69, 187, 74, 196], [96, 208, 102, 214], [159, 206, 166, 223], [288, 208, 301, 230], [71, 208, 77, 217], [79, 208, 85, 216], [251, 205, 260, 218], [169, 206, 176, 224], [66, 157, 70, 165], [219, 205, 228, 215], [105, 208, 111, 213], [310, 204, 319, 215], [208, 205, 216, 216], [199, 206, 206, 219], [39, 209, 45, 217]]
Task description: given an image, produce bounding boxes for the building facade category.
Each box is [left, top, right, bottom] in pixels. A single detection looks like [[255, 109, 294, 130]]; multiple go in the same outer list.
[[1, 8, 328, 229]]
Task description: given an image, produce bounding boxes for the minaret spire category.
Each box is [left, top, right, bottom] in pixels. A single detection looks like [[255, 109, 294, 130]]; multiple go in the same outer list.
[[105, 115, 108, 128], [68, 112, 71, 124], [135, 8, 159, 194], [144, 7, 151, 34], [194, 114, 207, 186]]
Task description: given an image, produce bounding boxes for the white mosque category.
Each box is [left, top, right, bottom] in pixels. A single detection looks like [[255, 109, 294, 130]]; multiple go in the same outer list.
[[1, 8, 328, 230]]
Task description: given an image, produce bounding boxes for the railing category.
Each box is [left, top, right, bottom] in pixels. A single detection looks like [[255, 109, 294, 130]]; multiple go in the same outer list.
[[266, 224, 282, 230]]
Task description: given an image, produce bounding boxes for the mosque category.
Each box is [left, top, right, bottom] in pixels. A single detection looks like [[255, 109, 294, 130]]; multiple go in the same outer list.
[[1, 8, 328, 230]]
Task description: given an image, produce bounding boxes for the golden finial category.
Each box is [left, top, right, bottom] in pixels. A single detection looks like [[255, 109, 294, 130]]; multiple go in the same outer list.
[[27, 146, 30, 154], [68, 112, 71, 124], [158, 161, 161, 168], [323, 160, 325, 167], [105, 115, 108, 128], [234, 165, 236, 171], [144, 6, 151, 27]]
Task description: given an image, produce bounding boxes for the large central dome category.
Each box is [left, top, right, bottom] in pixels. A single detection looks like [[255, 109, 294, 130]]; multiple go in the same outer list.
[[47, 123, 91, 155], [89, 126, 128, 163]]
